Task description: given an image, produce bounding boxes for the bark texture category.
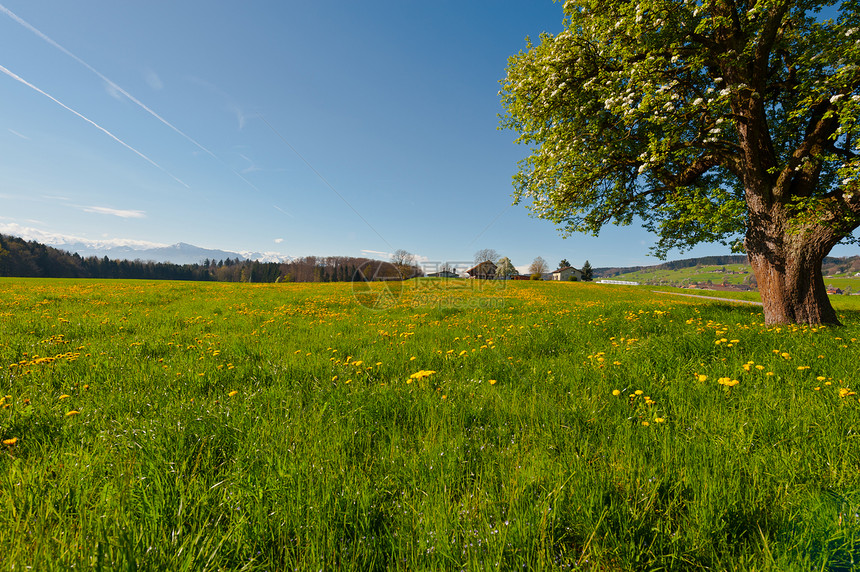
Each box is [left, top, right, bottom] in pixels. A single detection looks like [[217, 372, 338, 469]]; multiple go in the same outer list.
[[744, 201, 842, 325]]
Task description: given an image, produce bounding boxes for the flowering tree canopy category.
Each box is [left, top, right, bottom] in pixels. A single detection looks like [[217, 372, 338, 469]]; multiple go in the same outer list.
[[501, 0, 860, 324]]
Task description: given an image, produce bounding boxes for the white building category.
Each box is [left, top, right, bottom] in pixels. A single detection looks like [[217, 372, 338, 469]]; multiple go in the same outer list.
[[552, 266, 584, 281]]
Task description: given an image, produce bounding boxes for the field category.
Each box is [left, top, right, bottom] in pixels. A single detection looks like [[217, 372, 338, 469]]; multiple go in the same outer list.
[[606, 262, 860, 293], [605, 263, 756, 286], [1, 277, 860, 570]]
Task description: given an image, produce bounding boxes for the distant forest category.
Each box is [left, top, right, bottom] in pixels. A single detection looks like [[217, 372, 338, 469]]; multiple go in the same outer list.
[[0, 234, 419, 283]]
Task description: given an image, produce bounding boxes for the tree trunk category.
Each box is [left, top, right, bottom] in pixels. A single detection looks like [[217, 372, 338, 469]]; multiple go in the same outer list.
[[745, 216, 840, 325]]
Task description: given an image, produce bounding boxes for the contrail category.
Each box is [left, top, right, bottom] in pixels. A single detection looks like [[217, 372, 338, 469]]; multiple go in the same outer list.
[[0, 64, 189, 188], [0, 3, 263, 193], [0, 4, 211, 157]]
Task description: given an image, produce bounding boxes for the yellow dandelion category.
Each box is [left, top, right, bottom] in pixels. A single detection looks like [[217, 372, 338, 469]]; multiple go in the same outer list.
[[655, 417, 665, 423], [488, 379, 497, 385], [3, 437, 18, 446], [65, 410, 80, 417], [634, 389, 644, 396], [642, 421, 650, 427], [612, 389, 621, 396], [228, 390, 238, 397], [839, 388, 856, 398], [58, 394, 70, 400], [697, 374, 708, 382]]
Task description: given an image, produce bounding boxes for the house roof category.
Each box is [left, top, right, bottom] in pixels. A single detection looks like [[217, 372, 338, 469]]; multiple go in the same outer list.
[[553, 266, 581, 273], [466, 260, 498, 275]]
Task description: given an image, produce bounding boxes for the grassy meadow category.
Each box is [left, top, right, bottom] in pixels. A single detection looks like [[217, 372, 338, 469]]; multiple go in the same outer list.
[[1, 277, 860, 570], [608, 262, 860, 293]]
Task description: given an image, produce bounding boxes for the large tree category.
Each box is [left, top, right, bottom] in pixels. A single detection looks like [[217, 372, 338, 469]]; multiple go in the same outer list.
[[501, 0, 860, 324], [582, 260, 594, 281], [529, 256, 550, 275], [497, 256, 520, 277], [474, 248, 501, 264]]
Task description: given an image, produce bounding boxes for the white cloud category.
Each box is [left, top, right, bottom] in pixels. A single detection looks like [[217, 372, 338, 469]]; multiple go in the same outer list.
[[0, 222, 166, 249], [104, 80, 122, 100], [361, 249, 392, 259], [144, 69, 163, 91], [360, 249, 430, 264], [83, 206, 146, 218]]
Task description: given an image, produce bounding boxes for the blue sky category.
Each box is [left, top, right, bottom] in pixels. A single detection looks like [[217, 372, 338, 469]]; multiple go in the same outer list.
[[1, 1, 856, 271]]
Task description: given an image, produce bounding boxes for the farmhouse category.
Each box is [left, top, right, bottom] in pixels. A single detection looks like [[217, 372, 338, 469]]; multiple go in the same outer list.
[[466, 261, 497, 279], [426, 270, 459, 278], [552, 266, 583, 281]]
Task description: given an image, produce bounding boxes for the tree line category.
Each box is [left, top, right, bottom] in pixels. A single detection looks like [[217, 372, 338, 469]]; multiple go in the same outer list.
[[0, 235, 420, 283]]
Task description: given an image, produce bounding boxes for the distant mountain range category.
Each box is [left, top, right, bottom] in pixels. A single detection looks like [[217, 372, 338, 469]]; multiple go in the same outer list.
[[43, 240, 292, 265]]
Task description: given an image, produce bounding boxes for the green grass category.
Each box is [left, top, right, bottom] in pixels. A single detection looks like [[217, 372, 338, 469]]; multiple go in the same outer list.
[[608, 263, 860, 297], [606, 263, 755, 286], [1, 277, 860, 570]]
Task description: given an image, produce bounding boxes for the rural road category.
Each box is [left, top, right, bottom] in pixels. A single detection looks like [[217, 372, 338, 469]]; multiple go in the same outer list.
[[652, 291, 763, 306]]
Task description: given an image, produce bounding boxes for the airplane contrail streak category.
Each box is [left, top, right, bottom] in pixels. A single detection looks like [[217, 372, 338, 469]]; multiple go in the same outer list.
[[0, 3, 263, 194], [0, 64, 189, 188], [0, 4, 213, 158]]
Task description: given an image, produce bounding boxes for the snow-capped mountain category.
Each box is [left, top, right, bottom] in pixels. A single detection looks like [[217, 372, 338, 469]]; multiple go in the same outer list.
[[0, 224, 294, 265], [51, 241, 249, 265]]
